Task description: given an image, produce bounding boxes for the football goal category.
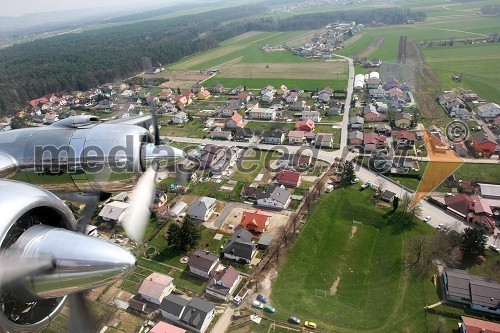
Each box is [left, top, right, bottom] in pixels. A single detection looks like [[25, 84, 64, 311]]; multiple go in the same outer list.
[[352, 220, 363, 226], [314, 289, 327, 297]]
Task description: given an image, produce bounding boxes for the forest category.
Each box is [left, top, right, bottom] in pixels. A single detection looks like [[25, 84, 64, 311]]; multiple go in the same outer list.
[[0, 5, 425, 115]]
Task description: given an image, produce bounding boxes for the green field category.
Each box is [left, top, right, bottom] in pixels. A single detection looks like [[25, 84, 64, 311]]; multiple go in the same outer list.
[[270, 187, 442, 332], [422, 42, 500, 103]]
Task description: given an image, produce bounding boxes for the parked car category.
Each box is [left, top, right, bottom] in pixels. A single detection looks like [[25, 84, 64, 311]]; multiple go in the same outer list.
[[360, 181, 371, 189], [423, 216, 431, 222], [252, 300, 264, 309], [289, 316, 301, 324], [351, 178, 360, 184], [256, 294, 268, 303], [305, 321, 317, 329], [436, 223, 444, 230], [264, 305, 276, 313], [489, 244, 500, 253]]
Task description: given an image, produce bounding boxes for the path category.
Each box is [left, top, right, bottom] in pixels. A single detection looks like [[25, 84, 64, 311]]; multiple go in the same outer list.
[[210, 305, 235, 333]]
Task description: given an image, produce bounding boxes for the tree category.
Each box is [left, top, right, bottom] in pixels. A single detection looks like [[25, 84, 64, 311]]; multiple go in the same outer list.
[[392, 196, 399, 211], [340, 160, 356, 187], [179, 218, 202, 251], [460, 227, 486, 260], [166, 223, 181, 247]]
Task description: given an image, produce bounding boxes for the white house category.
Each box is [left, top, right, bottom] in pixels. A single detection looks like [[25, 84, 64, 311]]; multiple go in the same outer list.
[[173, 112, 189, 124], [138, 272, 175, 305], [188, 197, 216, 221], [187, 250, 220, 279], [249, 107, 277, 120], [477, 103, 500, 119], [255, 186, 291, 210], [301, 111, 321, 122], [261, 91, 274, 103], [160, 295, 215, 333], [205, 266, 241, 301]]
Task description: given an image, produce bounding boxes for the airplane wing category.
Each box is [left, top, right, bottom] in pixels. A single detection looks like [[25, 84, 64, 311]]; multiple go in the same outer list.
[[0, 152, 18, 178], [104, 115, 152, 125]]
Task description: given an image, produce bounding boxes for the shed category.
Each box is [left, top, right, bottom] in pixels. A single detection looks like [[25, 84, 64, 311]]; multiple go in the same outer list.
[[169, 201, 188, 217], [258, 235, 274, 249]]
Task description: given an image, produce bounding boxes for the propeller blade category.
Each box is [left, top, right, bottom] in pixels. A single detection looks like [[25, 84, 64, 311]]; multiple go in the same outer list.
[[150, 101, 161, 146], [0, 256, 55, 287], [68, 293, 96, 333], [121, 165, 157, 243]]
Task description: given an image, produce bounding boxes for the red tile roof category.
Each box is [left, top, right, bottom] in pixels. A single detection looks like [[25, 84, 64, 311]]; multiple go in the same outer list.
[[364, 132, 386, 145], [461, 316, 500, 333], [150, 321, 186, 333], [275, 170, 302, 187], [395, 131, 416, 141], [241, 210, 270, 232], [295, 119, 315, 132], [215, 266, 240, 287], [138, 273, 173, 300]]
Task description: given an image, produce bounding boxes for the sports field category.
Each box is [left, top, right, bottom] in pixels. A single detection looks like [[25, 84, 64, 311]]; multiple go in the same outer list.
[[270, 188, 443, 332], [167, 31, 348, 91]]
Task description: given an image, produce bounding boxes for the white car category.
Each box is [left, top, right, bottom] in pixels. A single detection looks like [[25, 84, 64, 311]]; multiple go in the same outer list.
[[351, 178, 359, 184], [436, 223, 444, 230], [252, 300, 264, 309], [423, 216, 431, 222], [489, 244, 500, 253]]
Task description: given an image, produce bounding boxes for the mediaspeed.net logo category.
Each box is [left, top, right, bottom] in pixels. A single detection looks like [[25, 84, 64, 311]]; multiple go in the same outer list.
[[411, 121, 467, 208]]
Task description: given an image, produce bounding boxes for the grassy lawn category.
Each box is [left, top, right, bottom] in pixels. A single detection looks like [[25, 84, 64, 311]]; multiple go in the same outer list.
[[159, 118, 207, 138], [170, 269, 207, 296], [232, 149, 277, 184], [270, 187, 440, 332], [189, 180, 244, 202], [435, 163, 500, 192]]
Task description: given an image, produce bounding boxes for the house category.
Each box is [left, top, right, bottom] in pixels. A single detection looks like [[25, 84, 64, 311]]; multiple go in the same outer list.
[[234, 128, 254, 141], [159, 89, 173, 101], [97, 99, 114, 109], [249, 108, 277, 120], [395, 131, 416, 148], [448, 99, 467, 113], [316, 92, 330, 104], [173, 112, 189, 124], [291, 154, 312, 168], [210, 83, 224, 94], [443, 268, 500, 315], [284, 91, 299, 103], [229, 93, 250, 103], [261, 129, 285, 144], [197, 90, 211, 100], [226, 113, 246, 129], [227, 99, 245, 109], [375, 102, 389, 113], [257, 235, 274, 249], [98, 201, 130, 223], [295, 119, 315, 132], [206, 266, 241, 301], [229, 85, 244, 95], [477, 103, 500, 119], [160, 295, 215, 333], [289, 101, 307, 111], [364, 132, 386, 152], [138, 273, 175, 305], [477, 183, 500, 200], [261, 91, 274, 103], [380, 190, 396, 202], [191, 84, 205, 94], [210, 146, 238, 175], [288, 131, 306, 145], [247, 99, 259, 109], [261, 85, 276, 95], [150, 322, 186, 333], [472, 133, 498, 157], [301, 111, 321, 122], [241, 187, 266, 200], [369, 88, 385, 98], [349, 130, 364, 146], [327, 101, 342, 115], [366, 78, 381, 89], [394, 112, 412, 128], [444, 194, 494, 232], [384, 80, 399, 90], [460, 316, 500, 333], [255, 186, 291, 210], [364, 109, 384, 122], [221, 228, 257, 264], [349, 116, 364, 130], [187, 250, 220, 279], [240, 210, 271, 233], [210, 131, 233, 140], [375, 124, 392, 135], [275, 170, 302, 187], [450, 108, 471, 120], [315, 133, 334, 148], [188, 197, 216, 221], [221, 105, 238, 117]]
